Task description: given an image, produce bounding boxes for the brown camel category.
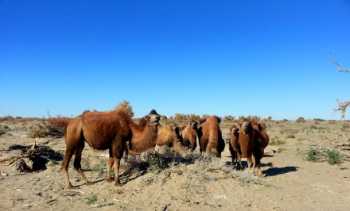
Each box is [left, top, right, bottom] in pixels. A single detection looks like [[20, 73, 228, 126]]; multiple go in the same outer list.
[[179, 121, 198, 152], [116, 121, 189, 167], [229, 119, 269, 175], [198, 116, 225, 157], [229, 122, 241, 166], [61, 103, 161, 188]]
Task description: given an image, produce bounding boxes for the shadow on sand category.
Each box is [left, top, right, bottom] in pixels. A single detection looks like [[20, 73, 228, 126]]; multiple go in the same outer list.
[[263, 166, 298, 177]]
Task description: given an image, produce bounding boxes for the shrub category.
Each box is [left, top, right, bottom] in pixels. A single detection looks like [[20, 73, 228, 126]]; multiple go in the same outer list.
[[296, 117, 306, 123], [313, 118, 325, 122], [270, 137, 286, 145], [85, 194, 98, 205], [224, 115, 235, 121], [305, 148, 322, 162], [29, 124, 49, 138], [325, 149, 343, 165]]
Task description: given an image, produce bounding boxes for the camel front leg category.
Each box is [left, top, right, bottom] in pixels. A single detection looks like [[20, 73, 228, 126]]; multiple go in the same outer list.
[[113, 158, 121, 186], [106, 157, 114, 182]]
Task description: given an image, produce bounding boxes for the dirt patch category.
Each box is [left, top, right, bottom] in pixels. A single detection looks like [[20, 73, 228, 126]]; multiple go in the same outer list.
[[0, 119, 350, 211]]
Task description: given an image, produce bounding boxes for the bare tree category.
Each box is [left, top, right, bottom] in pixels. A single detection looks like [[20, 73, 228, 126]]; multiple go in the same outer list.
[[334, 60, 350, 118], [334, 61, 350, 73]]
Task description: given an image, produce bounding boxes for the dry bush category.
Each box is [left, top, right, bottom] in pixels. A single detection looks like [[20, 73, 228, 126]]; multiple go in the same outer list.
[[0, 125, 10, 136], [313, 118, 325, 122], [28, 120, 66, 138], [28, 124, 49, 138], [48, 117, 71, 128], [296, 117, 306, 123], [223, 115, 235, 121], [0, 116, 15, 122], [172, 113, 201, 123]]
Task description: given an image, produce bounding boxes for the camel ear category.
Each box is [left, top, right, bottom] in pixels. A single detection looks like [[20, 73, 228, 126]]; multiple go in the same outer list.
[[216, 116, 221, 124], [191, 121, 198, 129], [149, 109, 159, 116]]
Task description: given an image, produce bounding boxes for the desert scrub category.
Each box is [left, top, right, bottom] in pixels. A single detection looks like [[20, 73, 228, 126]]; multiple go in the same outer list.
[[0, 125, 9, 136], [85, 194, 98, 205], [325, 149, 343, 165], [28, 124, 49, 138], [305, 148, 322, 162], [270, 137, 286, 145], [305, 148, 343, 165], [92, 160, 106, 177], [296, 117, 306, 123]]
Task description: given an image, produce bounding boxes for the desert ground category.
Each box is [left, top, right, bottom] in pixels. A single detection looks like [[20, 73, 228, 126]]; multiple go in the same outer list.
[[0, 118, 350, 211]]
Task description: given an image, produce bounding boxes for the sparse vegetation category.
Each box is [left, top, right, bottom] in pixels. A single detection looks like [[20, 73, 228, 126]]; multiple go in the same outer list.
[[305, 148, 343, 165], [85, 194, 98, 205], [296, 117, 306, 123], [270, 137, 286, 145], [305, 148, 322, 162], [0, 125, 9, 136], [28, 124, 50, 138], [325, 149, 343, 165], [28, 121, 66, 138]]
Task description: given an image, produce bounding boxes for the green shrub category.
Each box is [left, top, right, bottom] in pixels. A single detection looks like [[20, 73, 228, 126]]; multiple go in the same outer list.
[[85, 194, 98, 205], [325, 149, 343, 165], [305, 148, 321, 162]]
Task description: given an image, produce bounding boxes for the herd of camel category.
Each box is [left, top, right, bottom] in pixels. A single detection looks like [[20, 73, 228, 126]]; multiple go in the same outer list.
[[58, 102, 269, 189]]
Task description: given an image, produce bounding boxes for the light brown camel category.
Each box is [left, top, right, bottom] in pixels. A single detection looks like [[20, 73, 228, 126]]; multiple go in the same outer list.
[[198, 116, 225, 157], [180, 121, 198, 152], [61, 103, 161, 188]]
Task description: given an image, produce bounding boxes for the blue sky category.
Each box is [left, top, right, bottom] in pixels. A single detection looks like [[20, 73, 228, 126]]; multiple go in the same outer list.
[[0, 0, 349, 119]]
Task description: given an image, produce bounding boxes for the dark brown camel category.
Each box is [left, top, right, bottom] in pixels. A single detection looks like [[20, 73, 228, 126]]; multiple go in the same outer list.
[[229, 119, 270, 176]]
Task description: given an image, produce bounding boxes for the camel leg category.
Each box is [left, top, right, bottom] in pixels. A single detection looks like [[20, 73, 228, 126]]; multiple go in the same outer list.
[[247, 154, 254, 174], [236, 153, 243, 170], [112, 137, 125, 186], [73, 140, 91, 185], [113, 158, 121, 186], [106, 153, 114, 183], [61, 147, 75, 189], [254, 149, 264, 177], [123, 141, 129, 164], [252, 154, 257, 175]]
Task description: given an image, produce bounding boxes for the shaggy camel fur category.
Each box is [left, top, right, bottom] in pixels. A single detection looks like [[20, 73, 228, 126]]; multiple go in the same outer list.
[[180, 121, 198, 152], [229, 120, 269, 175], [61, 103, 160, 188], [198, 116, 225, 157]]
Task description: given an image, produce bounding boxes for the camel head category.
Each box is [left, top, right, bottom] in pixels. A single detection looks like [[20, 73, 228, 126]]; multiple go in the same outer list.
[[145, 109, 161, 126], [231, 122, 240, 135], [240, 121, 253, 135]]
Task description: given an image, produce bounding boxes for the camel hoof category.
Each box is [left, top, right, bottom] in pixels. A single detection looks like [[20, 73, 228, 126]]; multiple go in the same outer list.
[[114, 180, 121, 186]]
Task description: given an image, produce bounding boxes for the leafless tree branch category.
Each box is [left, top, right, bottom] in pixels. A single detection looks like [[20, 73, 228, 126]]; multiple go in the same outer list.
[[335, 100, 350, 119], [333, 59, 349, 119], [333, 60, 350, 73]]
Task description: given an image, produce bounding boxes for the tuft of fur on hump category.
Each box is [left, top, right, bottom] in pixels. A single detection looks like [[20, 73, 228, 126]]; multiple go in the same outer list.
[[114, 101, 134, 117]]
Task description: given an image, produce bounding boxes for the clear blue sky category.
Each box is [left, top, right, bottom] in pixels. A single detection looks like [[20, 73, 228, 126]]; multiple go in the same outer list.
[[1, 0, 349, 119]]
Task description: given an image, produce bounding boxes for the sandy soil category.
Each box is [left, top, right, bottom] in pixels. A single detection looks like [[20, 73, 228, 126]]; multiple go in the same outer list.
[[0, 119, 350, 211]]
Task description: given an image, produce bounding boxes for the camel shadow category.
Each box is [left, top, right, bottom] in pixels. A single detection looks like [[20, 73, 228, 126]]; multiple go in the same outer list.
[[73, 178, 105, 188], [263, 166, 298, 177]]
